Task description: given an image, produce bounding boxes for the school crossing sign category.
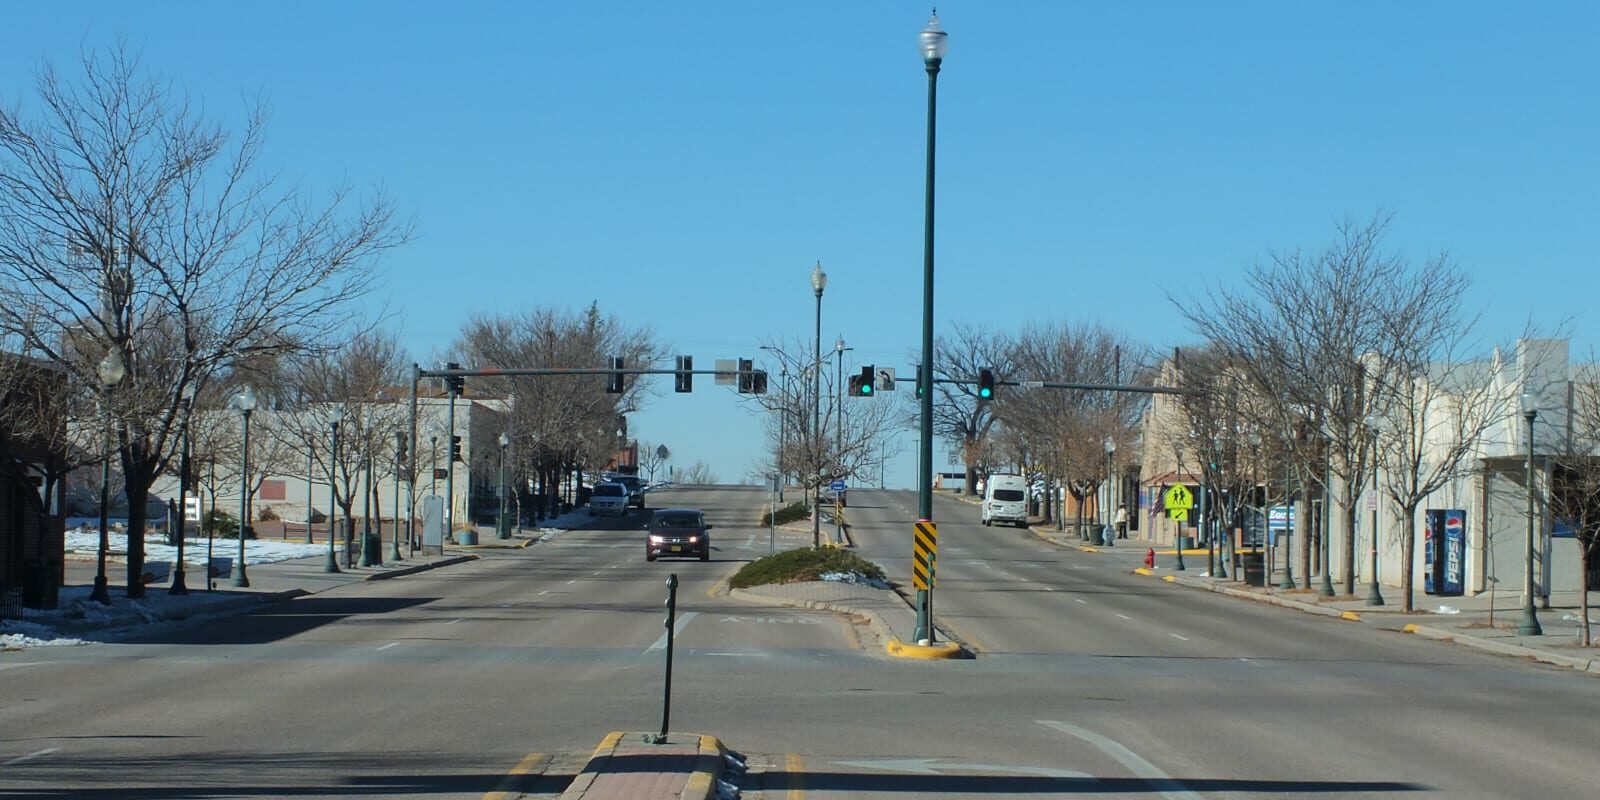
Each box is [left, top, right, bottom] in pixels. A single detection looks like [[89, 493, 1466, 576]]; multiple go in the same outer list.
[[1163, 484, 1194, 522]]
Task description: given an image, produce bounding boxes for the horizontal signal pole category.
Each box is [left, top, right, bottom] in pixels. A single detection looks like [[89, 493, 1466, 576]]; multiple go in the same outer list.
[[892, 376, 1185, 396], [419, 367, 735, 379]]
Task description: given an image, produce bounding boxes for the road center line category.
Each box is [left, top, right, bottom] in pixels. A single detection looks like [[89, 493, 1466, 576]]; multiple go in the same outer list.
[[1074, 598, 1086, 604], [1044, 587, 1056, 591], [2, 748, 58, 767], [566, 580, 577, 585], [1038, 721, 1201, 800], [647, 611, 698, 652], [446, 618, 463, 625], [1116, 613, 1132, 620], [538, 590, 550, 595], [1169, 633, 1189, 641], [377, 642, 400, 651]]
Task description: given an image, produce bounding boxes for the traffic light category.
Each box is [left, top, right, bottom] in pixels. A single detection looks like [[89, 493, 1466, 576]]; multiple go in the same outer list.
[[675, 355, 693, 393], [606, 356, 624, 394], [750, 370, 768, 394], [850, 365, 874, 397], [977, 368, 995, 399], [914, 364, 924, 398], [444, 362, 464, 396], [450, 435, 462, 463], [737, 358, 754, 393]]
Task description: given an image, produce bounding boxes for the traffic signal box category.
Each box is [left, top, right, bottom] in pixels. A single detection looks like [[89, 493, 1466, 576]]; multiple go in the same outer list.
[[849, 365, 875, 397], [977, 368, 995, 399]]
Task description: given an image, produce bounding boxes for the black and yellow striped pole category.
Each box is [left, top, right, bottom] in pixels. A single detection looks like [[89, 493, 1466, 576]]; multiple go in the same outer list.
[[912, 519, 938, 644]]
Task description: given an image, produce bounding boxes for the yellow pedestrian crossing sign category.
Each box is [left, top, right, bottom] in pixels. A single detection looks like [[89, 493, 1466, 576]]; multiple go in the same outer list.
[[1163, 484, 1194, 512]]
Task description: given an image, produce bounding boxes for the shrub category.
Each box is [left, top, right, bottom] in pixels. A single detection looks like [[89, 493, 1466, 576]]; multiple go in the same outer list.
[[729, 547, 887, 589], [257, 505, 279, 521], [758, 501, 811, 528], [203, 510, 238, 540]]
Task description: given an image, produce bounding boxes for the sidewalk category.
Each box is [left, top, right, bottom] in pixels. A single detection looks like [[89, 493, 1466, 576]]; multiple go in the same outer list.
[[1026, 523, 1600, 677], [558, 731, 732, 800]]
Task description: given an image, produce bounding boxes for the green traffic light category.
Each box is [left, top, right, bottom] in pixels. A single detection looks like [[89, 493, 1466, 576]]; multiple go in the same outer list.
[[978, 388, 992, 399], [862, 385, 872, 395]]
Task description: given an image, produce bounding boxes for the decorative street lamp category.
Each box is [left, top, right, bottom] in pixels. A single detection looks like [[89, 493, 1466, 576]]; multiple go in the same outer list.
[[1103, 437, 1115, 549], [392, 432, 406, 560], [913, 9, 947, 646], [360, 406, 377, 567], [325, 407, 342, 573], [90, 348, 125, 604], [498, 431, 511, 540], [810, 260, 827, 549], [1519, 393, 1543, 636], [1174, 445, 1185, 571], [1280, 425, 1297, 591], [1364, 414, 1386, 606], [230, 386, 257, 587], [170, 384, 195, 595], [834, 339, 853, 545]]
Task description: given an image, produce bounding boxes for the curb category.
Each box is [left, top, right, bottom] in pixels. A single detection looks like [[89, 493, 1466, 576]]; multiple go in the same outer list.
[[559, 731, 725, 800], [1402, 624, 1599, 674], [1132, 568, 1360, 621], [363, 554, 479, 581]]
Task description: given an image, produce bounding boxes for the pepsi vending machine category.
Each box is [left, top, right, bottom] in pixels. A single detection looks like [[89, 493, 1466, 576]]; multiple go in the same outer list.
[[1424, 509, 1466, 596]]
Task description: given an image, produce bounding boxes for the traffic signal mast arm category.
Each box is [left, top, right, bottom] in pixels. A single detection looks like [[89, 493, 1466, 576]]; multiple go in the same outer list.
[[890, 376, 1186, 395]]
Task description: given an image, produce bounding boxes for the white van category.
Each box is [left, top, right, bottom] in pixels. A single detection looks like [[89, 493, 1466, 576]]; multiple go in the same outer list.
[[981, 474, 1030, 527]]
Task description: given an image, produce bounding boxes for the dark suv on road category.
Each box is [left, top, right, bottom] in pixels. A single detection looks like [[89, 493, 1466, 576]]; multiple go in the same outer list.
[[644, 508, 711, 562], [616, 475, 646, 508]]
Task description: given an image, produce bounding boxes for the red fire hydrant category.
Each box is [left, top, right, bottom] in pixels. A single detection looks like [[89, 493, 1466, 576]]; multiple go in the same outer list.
[[1144, 548, 1156, 570]]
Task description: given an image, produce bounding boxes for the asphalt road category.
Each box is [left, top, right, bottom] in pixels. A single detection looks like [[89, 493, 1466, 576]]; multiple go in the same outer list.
[[2, 485, 1596, 799]]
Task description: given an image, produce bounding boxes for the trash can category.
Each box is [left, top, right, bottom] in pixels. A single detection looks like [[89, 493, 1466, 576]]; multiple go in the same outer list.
[[1178, 535, 1195, 550], [1239, 552, 1266, 587]]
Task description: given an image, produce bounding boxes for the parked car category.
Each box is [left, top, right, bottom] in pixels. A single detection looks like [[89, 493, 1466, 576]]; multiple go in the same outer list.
[[644, 508, 712, 561], [589, 482, 630, 516], [615, 475, 647, 508]]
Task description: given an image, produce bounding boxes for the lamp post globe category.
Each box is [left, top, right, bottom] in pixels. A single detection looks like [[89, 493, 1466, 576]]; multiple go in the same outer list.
[[90, 348, 126, 605]]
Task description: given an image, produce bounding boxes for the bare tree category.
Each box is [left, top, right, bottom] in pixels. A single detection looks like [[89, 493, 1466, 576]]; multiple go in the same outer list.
[[921, 324, 1012, 495], [637, 440, 668, 483], [0, 48, 405, 596], [1187, 214, 1431, 596], [677, 461, 718, 485], [1544, 358, 1600, 646]]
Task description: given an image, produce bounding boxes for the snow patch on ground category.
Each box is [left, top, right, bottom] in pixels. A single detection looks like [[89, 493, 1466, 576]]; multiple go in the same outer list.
[[65, 530, 328, 566], [819, 571, 892, 590]]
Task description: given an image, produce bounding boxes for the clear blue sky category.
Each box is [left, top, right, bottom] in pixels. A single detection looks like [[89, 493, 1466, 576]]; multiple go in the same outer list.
[[5, 2, 1596, 489]]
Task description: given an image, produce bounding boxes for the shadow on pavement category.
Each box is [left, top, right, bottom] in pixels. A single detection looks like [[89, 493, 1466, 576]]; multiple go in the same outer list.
[[765, 771, 1426, 795], [117, 596, 437, 646], [0, 750, 573, 798]]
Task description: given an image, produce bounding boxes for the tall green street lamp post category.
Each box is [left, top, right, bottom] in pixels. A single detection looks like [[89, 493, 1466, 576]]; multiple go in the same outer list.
[[1318, 430, 1335, 597], [1104, 438, 1115, 548], [1280, 426, 1296, 590], [90, 349, 125, 605], [170, 385, 194, 595], [1519, 393, 1543, 635], [1364, 415, 1385, 606], [326, 407, 342, 573], [810, 261, 827, 548], [392, 432, 405, 560], [913, 9, 947, 645], [1174, 445, 1185, 571], [834, 339, 853, 545], [498, 432, 511, 539], [360, 407, 377, 567], [305, 440, 316, 545], [231, 386, 257, 587]]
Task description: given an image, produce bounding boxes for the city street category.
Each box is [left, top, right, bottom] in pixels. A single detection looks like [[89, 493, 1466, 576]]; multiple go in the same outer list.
[[2, 487, 1597, 799]]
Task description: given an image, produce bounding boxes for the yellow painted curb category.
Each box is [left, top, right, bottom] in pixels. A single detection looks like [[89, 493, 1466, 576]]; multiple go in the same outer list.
[[1080, 546, 1101, 553], [518, 538, 536, 549], [1341, 611, 1362, 622], [1162, 575, 1177, 583], [1403, 623, 1421, 633], [885, 637, 964, 659], [1133, 567, 1154, 576]]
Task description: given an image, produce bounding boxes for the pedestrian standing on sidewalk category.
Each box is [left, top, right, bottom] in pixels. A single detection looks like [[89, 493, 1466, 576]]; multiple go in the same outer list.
[[1115, 504, 1128, 539]]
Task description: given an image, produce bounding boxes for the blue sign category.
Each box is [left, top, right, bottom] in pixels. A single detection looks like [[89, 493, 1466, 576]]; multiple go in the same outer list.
[[1424, 509, 1466, 596], [830, 479, 846, 492]]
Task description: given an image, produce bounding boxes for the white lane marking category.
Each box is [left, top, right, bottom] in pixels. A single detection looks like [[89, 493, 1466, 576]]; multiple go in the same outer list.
[[566, 580, 577, 585], [1, 748, 57, 767], [1169, 633, 1189, 642], [1018, 577, 1031, 582], [1116, 613, 1132, 621], [592, 571, 602, 576], [0, 662, 42, 671], [538, 590, 550, 595], [1038, 721, 1202, 800], [1239, 658, 1261, 667], [1044, 587, 1056, 592], [1074, 598, 1086, 604], [446, 618, 463, 625], [647, 611, 698, 652], [377, 642, 400, 651]]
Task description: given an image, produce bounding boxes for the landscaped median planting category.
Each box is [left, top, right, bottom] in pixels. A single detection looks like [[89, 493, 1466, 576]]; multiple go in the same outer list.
[[728, 546, 886, 590]]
